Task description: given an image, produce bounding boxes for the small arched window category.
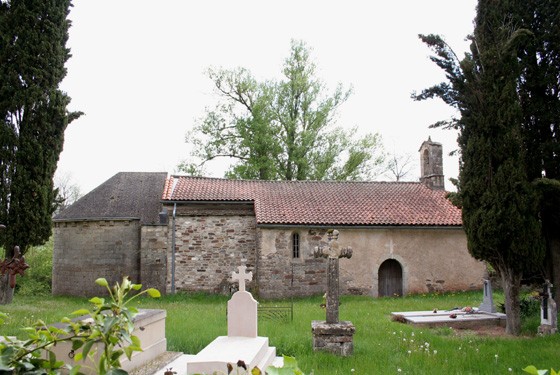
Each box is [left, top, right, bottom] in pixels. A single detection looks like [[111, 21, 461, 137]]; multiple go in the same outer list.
[[292, 233, 300, 259]]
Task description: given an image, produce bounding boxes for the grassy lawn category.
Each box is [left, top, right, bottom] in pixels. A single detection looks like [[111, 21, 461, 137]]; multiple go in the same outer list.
[[1, 291, 558, 374]]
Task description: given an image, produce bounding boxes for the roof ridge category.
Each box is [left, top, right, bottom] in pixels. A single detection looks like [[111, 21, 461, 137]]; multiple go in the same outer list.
[[169, 175, 424, 185]]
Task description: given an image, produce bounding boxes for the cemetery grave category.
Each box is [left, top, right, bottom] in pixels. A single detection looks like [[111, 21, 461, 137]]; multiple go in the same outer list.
[[148, 265, 283, 375], [391, 279, 506, 329]]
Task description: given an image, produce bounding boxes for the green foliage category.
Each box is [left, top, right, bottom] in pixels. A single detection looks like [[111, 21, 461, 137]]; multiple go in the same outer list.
[[2, 291, 560, 374], [413, 0, 548, 335], [14, 238, 53, 296], [181, 39, 385, 181], [0, 277, 160, 374], [267, 355, 305, 375], [524, 365, 559, 375], [0, 0, 82, 258]]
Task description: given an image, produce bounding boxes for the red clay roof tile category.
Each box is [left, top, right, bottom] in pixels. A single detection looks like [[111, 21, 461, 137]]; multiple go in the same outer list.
[[162, 176, 462, 227]]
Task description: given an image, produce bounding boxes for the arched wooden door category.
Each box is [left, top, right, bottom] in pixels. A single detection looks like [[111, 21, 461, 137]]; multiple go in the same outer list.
[[378, 259, 403, 297]]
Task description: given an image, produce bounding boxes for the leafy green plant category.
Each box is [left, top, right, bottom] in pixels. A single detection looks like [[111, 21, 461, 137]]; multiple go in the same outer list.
[[0, 277, 160, 374], [267, 355, 306, 375], [523, 365, 559, 375], [14, 239, 54, 297], [207, 355, 306, 375]]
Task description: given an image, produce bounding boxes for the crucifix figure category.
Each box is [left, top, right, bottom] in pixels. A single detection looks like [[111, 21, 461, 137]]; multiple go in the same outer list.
[[314, 230, 353, 324], [232, 265, 252, 292]]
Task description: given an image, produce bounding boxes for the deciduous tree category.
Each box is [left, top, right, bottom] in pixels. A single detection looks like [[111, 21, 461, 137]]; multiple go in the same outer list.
[[181, 40, 384, 181]]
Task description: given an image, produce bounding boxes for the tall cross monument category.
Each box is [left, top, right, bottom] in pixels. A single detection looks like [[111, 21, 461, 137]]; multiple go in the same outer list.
[[313, 229, 353, 323], [312, 229, 355, 356]]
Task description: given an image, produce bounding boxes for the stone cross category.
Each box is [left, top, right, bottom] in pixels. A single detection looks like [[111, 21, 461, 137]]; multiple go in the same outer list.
[[232, 265, 252, 292], [479, 279, 496, 313], [314, 230, 352, 324]]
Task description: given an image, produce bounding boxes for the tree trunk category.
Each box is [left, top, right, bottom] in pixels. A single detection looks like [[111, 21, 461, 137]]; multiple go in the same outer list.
[[500, 266, 522, 335], [0, 274, 15, 305]]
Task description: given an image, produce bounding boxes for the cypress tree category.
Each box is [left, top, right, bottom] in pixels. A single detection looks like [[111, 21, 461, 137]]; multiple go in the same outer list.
[[0, 0, 81, 304], [414, 0, 545, 334], [514, 0, 560, 294]]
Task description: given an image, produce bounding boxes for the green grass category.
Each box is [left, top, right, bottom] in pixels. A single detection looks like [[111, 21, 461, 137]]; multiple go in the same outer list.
[[1, 291, 558, 374]]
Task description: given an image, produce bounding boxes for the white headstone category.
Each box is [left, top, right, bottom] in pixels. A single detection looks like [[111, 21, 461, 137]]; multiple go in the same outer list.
[[228, 265, 258, 337], [539, 280, 557, 335]]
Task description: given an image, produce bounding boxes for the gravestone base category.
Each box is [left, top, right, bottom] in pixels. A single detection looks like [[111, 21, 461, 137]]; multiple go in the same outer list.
[[311, 320, 355, 357], [538, 324, 557, 335]]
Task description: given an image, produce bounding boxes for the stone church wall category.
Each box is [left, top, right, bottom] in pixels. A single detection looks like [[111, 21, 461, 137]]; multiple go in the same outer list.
[[257, 228, 328, 299], [140, 224, 168, 293], [255, 227, 484, 299], [339, 227, 484, 296], [166, 204, 257, 294], [52, 219, 141, 296]]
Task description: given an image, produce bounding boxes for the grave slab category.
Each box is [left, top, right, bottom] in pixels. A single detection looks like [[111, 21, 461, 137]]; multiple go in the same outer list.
[[391, 310, 506, 329], [186, 336, 276, 375]]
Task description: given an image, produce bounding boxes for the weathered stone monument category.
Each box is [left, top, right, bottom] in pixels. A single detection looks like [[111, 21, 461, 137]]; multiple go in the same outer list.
[[479, 279, 497, 313], [185, 265, 279, 374], [311, 230, 355, 356], [538, 280, 557, 335]]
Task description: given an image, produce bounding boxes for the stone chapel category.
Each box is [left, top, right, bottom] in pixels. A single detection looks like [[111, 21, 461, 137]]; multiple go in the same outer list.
[[52, 138, 485, 298]]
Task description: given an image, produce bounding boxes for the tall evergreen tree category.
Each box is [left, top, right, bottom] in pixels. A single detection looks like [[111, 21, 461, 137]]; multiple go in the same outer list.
[[513, 0, 560, 294], [181, 40, 385, 181], [414, 0, 545, 334], [0, 0, 81, 304]]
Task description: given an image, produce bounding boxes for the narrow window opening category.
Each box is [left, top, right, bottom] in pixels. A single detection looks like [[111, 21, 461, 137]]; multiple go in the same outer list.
[[292, 233, 300, 258]]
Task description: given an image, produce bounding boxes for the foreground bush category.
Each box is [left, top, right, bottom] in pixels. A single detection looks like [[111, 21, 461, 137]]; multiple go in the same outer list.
[[0, 277, 160, 374]]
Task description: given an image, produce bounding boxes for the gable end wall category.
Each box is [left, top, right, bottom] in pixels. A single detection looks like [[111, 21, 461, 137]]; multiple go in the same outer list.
[[53, 219, 141, 296]]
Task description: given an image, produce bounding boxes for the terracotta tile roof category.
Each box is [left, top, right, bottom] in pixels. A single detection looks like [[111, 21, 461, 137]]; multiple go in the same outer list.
[[162, 176, 462, 227]]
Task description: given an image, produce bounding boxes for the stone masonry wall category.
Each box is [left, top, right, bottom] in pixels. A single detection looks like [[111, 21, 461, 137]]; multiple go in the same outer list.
[[166, 204, 257, 294], [52, 219, 141, 296], [258, 228, 328, 299], [257, 227, 485, 299], [140, 224, 168, 293]]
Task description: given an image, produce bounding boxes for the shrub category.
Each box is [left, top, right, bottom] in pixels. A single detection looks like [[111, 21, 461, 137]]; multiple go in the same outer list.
[[0, 277, 161, 374], [14, 238, 53, 296]]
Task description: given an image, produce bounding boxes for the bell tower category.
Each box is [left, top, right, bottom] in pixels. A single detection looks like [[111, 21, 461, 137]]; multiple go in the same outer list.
[[419, 137, 445, 190]]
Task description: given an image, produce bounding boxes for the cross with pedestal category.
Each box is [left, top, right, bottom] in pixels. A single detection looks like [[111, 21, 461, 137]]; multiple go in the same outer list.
[[312, 229, 355, 357], [232, 265, 252, 292], [313, 229, 353, 324]]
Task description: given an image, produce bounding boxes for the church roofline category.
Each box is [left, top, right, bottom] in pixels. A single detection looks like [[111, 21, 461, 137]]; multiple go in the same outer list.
[[53, 217, 141, 223], [257, 223, 463, 230]]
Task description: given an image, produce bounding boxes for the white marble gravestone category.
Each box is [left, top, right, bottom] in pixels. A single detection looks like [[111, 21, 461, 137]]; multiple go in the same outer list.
[[185, 265, 279, 375], [228, 265, 258, 337]]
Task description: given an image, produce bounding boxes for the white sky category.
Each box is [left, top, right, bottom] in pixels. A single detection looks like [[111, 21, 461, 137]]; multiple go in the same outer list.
[[57, 0, 477, 195]]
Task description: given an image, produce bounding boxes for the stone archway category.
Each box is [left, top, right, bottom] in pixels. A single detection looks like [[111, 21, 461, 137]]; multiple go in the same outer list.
[[378, 259, 403, 297]]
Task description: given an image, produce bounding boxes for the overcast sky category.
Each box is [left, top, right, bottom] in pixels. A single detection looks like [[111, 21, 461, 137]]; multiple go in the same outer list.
[[57, 0, 477, 194]]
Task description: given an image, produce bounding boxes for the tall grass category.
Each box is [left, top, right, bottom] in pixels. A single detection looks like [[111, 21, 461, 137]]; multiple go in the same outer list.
[[3, 291, 554, 374]]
